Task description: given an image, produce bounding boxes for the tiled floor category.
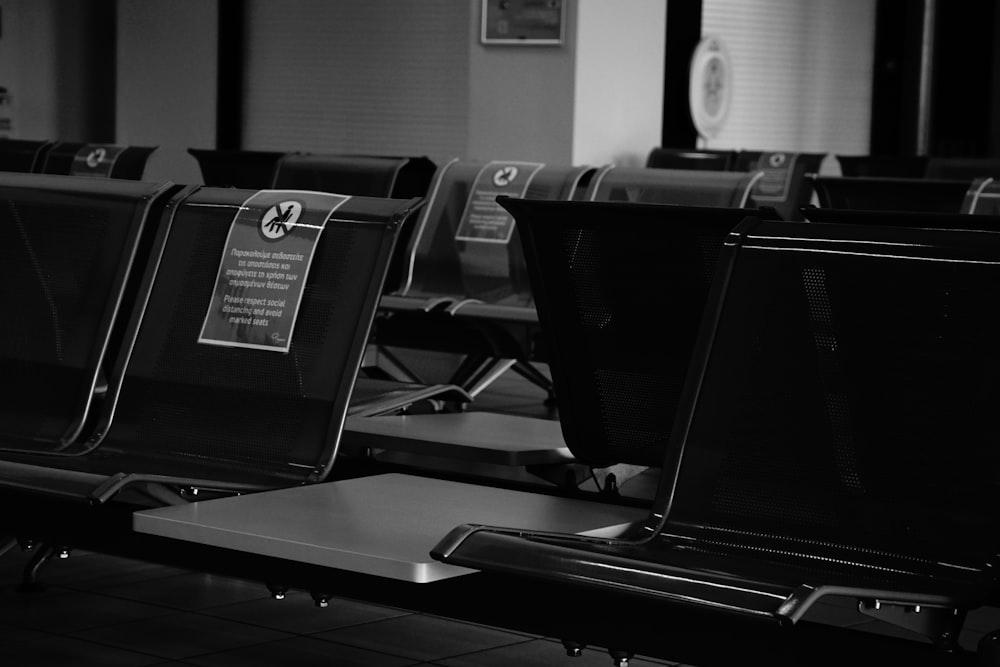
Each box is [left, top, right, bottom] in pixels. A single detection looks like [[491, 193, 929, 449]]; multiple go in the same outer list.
[[2, 545, 999, 666], [0, 546, 679, 666], [1, 354, 998, 666]]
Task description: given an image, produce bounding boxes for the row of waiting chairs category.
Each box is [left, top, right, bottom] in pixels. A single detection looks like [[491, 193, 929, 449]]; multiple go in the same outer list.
[[429, 198, 1000, 663], [5, 161, 1000, 662], [122, 193, 1000, 665], [649, 145, 1000, 181], [0, 138, 157, 179]]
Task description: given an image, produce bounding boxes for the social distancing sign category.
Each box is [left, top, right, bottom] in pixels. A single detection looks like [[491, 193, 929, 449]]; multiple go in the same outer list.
[[198, 190, 350, 352]]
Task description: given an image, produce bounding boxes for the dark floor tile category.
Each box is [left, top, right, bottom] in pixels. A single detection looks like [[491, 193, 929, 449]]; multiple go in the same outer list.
[[70, 612, 291, 661], [204, 589, 412, 634], [0, 587, 175, 633], [0, 621, 47, 646], [314, 613, 530, 662], [14, 549, 189, 592], [183, 635, 418, 667], [436, 637, 673, 666], [0, 634, 165, 667], [100, 571, 270, 611], [965, 605, 1000, 634]]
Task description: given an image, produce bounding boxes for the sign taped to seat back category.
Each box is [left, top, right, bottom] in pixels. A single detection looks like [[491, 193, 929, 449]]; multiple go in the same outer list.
[[750, 152, 798, 202], [71, 144, 126, 178], [198, 190, 350, 352], [455, 161, 544, 243]]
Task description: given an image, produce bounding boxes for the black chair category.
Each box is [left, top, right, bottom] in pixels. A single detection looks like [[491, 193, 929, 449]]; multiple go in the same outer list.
[[488, 196, 761, 489], [0, 139, 54, 173], [810, 175, 972, 212], [40, 142, 158, 180], [374, 159, 593, 399], [434, 216, 1000, 661], [835, 154, 929, 178], [804, 206, 1000, 231], [272, 153, 435, 200], [925, 157, 1000, 181], [0, 172, 177, 455], [187, 148, 289, 189], [645, 147, 737, 171], [271, 152, 437, 296], [0, 187, 427, 506], [961, 177, 1000, 215], [743, 151, 827, 221], [583, 165, 763, 207]]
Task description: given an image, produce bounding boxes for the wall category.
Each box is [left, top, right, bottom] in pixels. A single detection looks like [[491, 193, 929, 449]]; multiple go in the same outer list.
[[701, 0, 875, 160], [572, 0, 666, 166], [242, 0, 471, 166], [466, 1, 577, 163], [116, 0, 218, 184]]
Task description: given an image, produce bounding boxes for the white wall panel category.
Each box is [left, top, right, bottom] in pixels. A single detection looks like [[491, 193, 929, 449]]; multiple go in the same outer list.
[[701, 0, 875, 157], [244, 0, 470, 163]]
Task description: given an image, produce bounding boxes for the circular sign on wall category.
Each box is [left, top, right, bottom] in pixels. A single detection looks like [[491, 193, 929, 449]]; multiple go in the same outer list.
[[689, 35, 733, 140]]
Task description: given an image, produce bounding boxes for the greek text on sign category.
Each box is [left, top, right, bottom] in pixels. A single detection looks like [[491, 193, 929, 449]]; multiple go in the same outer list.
[[455, 161, 544, 244], [198, 190, 350, 352]]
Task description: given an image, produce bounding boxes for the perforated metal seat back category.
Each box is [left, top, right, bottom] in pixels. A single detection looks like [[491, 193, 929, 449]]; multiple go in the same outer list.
[[273, 154, 435, 200], [0, 139, 53, 173], [502, 197, 756, 467], [663, 220, 1000, 572], [397, 160, 591, 306], [925, 157, 1000, 181], [585, 166, 762, 209], [0, 173, 172, 446], [811, 176, 970, 212], [187, 148, 287, 189], [97, 187, 412, 486]]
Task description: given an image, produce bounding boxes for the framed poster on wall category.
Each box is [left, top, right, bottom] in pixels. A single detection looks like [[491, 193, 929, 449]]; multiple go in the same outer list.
[[481, 0, 564, 46]]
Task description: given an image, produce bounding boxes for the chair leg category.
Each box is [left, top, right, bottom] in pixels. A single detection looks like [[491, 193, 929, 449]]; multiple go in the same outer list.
[[451, 355, 516, 398], [608, 648, 635, 666], [512, 359, 556, 405], [978, 631, 1000, 666], [17, 541, 58, 592]]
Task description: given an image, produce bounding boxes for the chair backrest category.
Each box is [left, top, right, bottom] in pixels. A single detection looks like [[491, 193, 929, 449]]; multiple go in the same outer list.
[[835, 154, 929, 178], [272, 153, 435, 200], [925, 156, 1000, 180], [0, 172, 176, 450], [393, 159, 592, 307], [40, 142, 158, 180], [87, 187, 419, 487], [187, 148, 289, 189], [272, 153, 437, 293], [744, 151, 827, 221], [804, 205, 1000, 231], [645, 147, 736, 171], [961, 177, 1000, 215], [810, 175, 971, 212], [584, 165, 764, 209], [0, 139, 54, 173], [656, 218, 1000, 570], [500, 196, 759, 467]]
